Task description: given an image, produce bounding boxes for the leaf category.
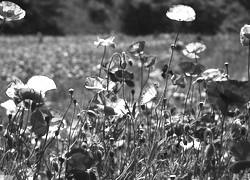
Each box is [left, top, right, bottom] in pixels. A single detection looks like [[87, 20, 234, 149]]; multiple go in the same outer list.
[[30, 109, 47, 137], [26, 75, 57, 95], [229, 161, 250, 174], [66, 169, 96, 180], [104, 106, 116, 116], [206, 80, 250, 113], [141, 82, 159, 105], [65, 148, 95, 172], [228, 139, 250, 161], [40, 107, 64, 127]]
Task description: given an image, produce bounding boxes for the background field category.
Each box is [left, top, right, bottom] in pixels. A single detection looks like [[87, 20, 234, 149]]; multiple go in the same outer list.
[[0, 33, 248, 120]]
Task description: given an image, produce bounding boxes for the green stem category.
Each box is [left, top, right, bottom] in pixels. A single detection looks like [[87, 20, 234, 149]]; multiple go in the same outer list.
[[248, 44, 250, 80], [184, 76, 193, 115], [99, 46, 107, 77]]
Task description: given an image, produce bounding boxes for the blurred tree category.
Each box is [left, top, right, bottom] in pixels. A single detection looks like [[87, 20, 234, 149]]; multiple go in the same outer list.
[[2, 0, 64, 35], [181, 0, 226, 34], [119, 1, 169, 35], [0, 0, 249, 35]]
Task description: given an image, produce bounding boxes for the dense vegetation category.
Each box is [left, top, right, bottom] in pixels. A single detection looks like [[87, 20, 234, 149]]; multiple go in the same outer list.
[[4, 0, 250, 35], [2, 1, 250, 180]]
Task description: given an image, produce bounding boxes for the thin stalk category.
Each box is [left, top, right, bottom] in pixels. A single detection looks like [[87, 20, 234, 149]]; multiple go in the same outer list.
[[248, 44, 250, 80], [154, 30, 180, 124], [183, 76, 193, 115], [67, 101, 77, 152], [99, 46, 107, 77]]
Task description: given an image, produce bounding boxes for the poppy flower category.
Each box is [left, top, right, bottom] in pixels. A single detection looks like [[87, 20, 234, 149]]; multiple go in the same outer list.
[[182, 42, 206, 59], [0, 1, 25, 21], [171, 74, 187, 88], [201, 68, 227, 81], [179, 61, 205, 77], [94, 36, 116, 48], [84, 76, 116, 92], [166, 4, 196, 22], [128, 41, 145, 57], [0, 99, 17, 116], [6, 76, 57, 105], [141, 82, 159, 105], [240, 24, 250, 46]]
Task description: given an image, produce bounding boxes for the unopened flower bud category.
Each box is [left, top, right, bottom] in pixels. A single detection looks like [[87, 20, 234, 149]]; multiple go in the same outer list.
[[110, 137, 114, 143], [69, 88, 74, 96], [128, 59, 133, 66], [199, 102, 204, 109], [171, 44, 175, 50]]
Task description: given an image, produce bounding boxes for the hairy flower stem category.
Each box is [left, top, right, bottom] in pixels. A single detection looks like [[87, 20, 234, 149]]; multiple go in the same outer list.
[[183, 76, 193, 120], [107, 53, 121, 90], [154, 30, 180, 125], [99, 46, 107, 77], [162, 31, 180, 99], [248, 44, 250, 80], [67, 101, 77, 152]]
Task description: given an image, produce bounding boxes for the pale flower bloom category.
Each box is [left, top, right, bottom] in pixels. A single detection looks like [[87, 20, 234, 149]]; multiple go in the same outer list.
[[166, 4, 196, 22], [0, 1, 26, 21], [0, 99, 17, 115], [240, 24, 250, 46], [6, 76, 57, 105], [182, 42, 206, 59], [94, 36, 116, 48]]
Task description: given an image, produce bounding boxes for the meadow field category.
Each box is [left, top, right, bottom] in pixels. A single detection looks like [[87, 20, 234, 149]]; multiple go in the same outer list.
[[1, 32, 250, 180], [0, 33, 247, 115]]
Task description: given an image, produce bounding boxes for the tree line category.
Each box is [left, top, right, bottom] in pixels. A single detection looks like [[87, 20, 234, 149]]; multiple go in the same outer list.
[[3, 0, 250, 35]]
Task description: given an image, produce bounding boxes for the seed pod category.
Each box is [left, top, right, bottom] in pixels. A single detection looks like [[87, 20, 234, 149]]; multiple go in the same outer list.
[[69, 88, 74, 96]]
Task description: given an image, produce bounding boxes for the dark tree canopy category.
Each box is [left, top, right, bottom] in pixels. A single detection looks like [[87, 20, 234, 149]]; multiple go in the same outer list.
[[1, 0, 250, 35]]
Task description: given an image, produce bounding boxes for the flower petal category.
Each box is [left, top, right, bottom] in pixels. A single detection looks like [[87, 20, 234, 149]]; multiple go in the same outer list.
[[26, 75, 57, 95], [166, 5, 196, 22]]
